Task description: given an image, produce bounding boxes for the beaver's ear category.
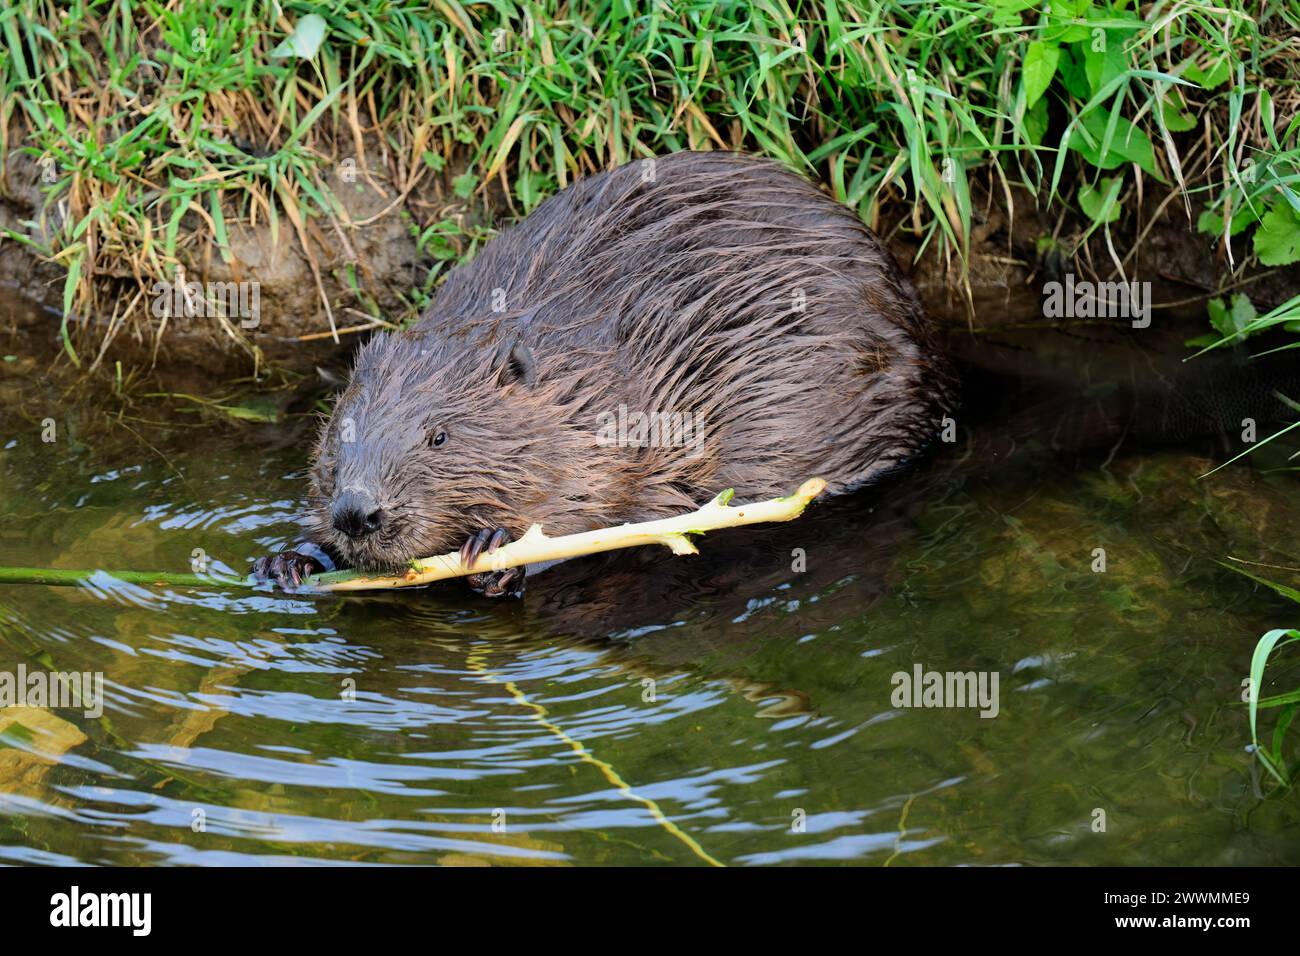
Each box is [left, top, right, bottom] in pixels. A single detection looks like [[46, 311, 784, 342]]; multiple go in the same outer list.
[[494, 339, 537, 388]]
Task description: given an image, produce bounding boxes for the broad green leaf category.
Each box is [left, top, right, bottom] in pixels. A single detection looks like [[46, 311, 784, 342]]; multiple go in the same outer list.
[[1206, 294, 1256, 340], [1083, 34, 1127, 96], [1070, 108, 1159, 177], [1047, 24, 1092, 44], [1024, 95, 1049, 146], [1185, 53, 1232, 90], [452, 172, 478, 199], [1197, 205, 1259, 238], [992, 0, 1037, 23], [1159, 92, 1197, 132], [1050, 0, 1091, 17], [1078, 176, 1121, 222], [1254, 201, 1300, 266], [1056, 46, 1091, 99], [1022, 41, 1061, 108]]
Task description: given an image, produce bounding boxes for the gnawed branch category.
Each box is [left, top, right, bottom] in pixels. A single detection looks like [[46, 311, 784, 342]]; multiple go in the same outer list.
[[0, 479, 827, 593], [311, 478, 827, 592]]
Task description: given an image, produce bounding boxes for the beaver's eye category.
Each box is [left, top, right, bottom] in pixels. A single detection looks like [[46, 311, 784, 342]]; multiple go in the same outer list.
[[431, 431, 448, 447]]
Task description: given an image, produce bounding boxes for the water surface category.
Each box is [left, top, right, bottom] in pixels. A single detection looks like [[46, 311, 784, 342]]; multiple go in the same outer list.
[[1, 326, 1298, 866]]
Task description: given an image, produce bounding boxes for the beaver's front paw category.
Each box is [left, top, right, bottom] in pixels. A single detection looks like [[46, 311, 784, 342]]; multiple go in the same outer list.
[[252, 550, 326, 591], [459, 527, 526, 599]]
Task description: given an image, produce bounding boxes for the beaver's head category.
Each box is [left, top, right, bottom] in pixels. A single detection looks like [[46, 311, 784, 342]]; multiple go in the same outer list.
[[307, 329, 608, 572]]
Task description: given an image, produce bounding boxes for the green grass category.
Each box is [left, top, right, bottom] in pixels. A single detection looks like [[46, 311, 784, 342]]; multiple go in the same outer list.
[[1, 0, 1298, 367]]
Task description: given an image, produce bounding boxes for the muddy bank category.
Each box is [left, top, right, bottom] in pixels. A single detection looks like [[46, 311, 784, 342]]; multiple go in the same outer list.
[[904, 183, 1300, 330], [0, 144, 491, 378], [2, 159, 1297, 385]]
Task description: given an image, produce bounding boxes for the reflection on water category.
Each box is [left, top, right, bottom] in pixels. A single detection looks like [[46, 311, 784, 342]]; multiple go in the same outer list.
[[1, 327, 1299, 866]]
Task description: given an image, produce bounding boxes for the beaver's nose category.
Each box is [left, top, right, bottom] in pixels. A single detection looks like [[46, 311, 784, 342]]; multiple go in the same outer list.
[[332, 490, 383, 539]]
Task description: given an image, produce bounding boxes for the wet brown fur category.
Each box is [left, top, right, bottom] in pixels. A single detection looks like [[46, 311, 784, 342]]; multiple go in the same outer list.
[[308, 151, 955, 571]]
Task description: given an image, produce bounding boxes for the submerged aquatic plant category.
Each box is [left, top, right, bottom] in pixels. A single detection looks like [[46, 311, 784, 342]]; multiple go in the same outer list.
[[1248, 627, 1300, 787], [1220, 562, 1300, 788]]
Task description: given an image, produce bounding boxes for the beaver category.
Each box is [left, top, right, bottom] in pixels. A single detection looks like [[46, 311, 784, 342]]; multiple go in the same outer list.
[[254, 150, 955, 596]]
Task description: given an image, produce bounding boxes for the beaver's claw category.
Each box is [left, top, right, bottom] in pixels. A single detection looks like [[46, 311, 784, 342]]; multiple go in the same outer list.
[[252, 550, 326, 591], [460, 527, 526, 598]]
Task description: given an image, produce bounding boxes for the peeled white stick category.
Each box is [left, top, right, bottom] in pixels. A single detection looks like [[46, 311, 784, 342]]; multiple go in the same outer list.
[[310, 478, 828, 592]]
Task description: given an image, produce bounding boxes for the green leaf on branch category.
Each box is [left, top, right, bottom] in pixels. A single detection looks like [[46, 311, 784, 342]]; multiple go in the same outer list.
[[1158, 91, 1197, 132], [1206, 294, 1257, 341], [1078, 176, 1121, 223], [1083, 35, 1127, 97], [1022, 41, 1060, 108], [1197, 205, 1259, 238], [1024, 96, 1049, 147], [1069, 108, 1160, 178], [1185, 52, 1233, 90], [1254, 201, 1300, 266], [1056, 46, 1091, 99], [452, 172, 478, 199]]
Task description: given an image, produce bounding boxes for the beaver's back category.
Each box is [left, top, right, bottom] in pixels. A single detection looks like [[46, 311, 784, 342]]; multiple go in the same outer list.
[[421, 151, 953, 509]]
